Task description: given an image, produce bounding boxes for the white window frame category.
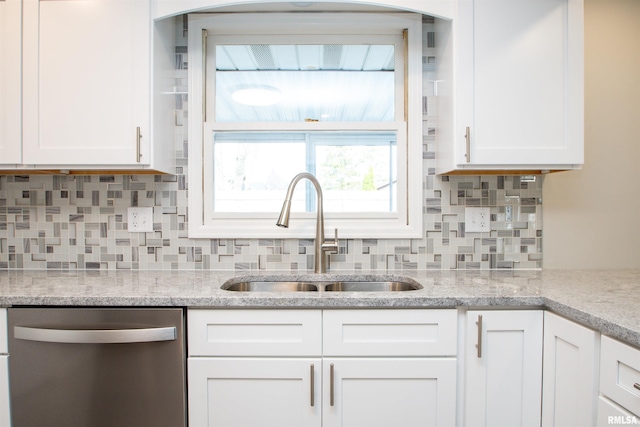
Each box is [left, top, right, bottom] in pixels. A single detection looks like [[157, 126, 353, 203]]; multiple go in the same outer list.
[[188, 12, 422, 239]]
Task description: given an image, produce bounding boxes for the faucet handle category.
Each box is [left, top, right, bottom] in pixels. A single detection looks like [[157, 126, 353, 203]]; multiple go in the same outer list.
[[322, 228, 339, 253]]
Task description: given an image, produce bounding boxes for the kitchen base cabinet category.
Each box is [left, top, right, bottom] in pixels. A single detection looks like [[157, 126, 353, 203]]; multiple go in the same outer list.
[[542, 311, 599, 427], [323, 358, 456, 427], [597, 396, 639, 426], [0, 309, 8, 427], [598, 336, 640, 420], [463, 310, 543, 427], [0, 356, 7, 427], [188, 357, 322, 427], [187, 308, 458, 427]]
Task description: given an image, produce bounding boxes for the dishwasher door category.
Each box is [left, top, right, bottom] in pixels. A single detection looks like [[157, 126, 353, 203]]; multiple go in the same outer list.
[[8, 308, 186, 427]]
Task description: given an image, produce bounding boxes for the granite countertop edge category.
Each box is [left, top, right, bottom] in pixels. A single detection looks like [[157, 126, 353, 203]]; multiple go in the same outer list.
[[0, 269, 638, 347]]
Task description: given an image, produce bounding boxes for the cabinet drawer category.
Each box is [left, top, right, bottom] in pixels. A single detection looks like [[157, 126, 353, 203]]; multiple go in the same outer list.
[[188, 309, 322, 357], [323, 309, 457, 356], [600, 336, 640, 416], [597, 396, 637, 427]]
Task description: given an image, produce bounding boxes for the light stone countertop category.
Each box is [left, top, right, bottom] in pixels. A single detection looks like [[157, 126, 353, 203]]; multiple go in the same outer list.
[[0, 269, 638, 347]]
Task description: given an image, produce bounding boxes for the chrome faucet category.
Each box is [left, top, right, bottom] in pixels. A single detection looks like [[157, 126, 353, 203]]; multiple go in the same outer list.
[[276, 172, 338, 273]]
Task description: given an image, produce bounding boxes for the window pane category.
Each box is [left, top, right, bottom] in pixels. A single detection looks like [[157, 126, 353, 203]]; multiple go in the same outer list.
[[213, 133, 306, 212], [212, 132, 396, 213], [215, 44, 395, 122], [316, 143, 396, 213]]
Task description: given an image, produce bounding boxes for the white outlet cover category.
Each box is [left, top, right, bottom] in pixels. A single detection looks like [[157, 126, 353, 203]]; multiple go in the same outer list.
[[128, 207, 154, 232], [465, 207, 491, 233]]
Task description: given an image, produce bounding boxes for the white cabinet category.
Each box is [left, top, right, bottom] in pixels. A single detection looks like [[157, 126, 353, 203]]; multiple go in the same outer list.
[[20, 0, 175, 173], [187, 309, 323, 427], [463, 310, 543, 427], [323, 357, 456, 427], [322, 309, 457, 427], [0, 0, 21, 165], [0, 309, 9, 427], [435, 0, 584, 174], [189, 357, 322, 427], [598, 335, 640, 424], [188, 308, 457, 427], [542, 311, 600, 427]]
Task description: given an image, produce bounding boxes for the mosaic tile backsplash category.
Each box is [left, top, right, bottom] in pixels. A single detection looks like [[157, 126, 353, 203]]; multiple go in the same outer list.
[[0, 17, 543, 271]]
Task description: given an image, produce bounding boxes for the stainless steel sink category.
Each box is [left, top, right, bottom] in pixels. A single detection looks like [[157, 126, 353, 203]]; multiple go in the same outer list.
[[222, 281, 319, 292], [323, 281, 420, 292], [221, 279, 421, 292]]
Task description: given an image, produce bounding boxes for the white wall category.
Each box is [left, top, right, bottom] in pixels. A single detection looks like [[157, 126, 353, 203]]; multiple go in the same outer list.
[[543, 0, 640, 269]]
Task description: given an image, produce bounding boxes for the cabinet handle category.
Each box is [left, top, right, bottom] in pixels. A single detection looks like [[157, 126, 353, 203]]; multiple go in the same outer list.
[[634, 383, 640, 391], [136, 127, 142, 162], [476, 314, 483, 358], [465, 126, 471, 163], [202, 29, 208, 121], [330, 363, 335, 406], [310, 364, 315, 407]]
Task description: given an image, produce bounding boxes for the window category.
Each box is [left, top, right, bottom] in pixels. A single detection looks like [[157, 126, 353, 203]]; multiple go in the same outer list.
[[189, 13, 422, 238]]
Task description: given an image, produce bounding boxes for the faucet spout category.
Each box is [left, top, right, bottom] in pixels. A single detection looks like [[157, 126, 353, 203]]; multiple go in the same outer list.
[[277, 172, 338, 273]]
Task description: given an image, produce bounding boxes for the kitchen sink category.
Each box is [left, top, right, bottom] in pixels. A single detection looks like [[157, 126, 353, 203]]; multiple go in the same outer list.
[[222, 282, 319, 292], [323, 281, 420, 292], [221, 279, 421, 292]]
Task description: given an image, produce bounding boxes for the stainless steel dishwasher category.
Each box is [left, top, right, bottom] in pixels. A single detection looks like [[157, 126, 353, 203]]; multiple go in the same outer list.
[[7, 307, 186, 427]]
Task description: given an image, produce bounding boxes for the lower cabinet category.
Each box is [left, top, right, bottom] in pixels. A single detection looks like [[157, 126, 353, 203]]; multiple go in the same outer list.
[[323, 357, 456, 427], [542, 311, 599, 427], [188, 357, 322, 427], [188, 308, 458, 427], [598, 335, 640, 425], [0, 309, 7, 427], [0, 356, 8, 427], [464, 310, 543, 427]]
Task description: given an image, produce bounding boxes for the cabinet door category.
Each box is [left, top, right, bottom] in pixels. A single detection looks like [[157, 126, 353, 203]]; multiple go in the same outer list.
[[464, 310, 543, 427], [188, 357, 322, 427], [0, 356, 8, 427], [600, 336, 640, 417], [22, 0, 150, 166], [542, 311, 599, 427], [0, 0, 21, 165], [455, 0, 583, 169], [323, 358, 456, 427]]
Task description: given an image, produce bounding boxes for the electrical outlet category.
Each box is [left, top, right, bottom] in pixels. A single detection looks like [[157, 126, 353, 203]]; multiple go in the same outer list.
[[465, 207, 491, 232], [128, 207, 154, 232]]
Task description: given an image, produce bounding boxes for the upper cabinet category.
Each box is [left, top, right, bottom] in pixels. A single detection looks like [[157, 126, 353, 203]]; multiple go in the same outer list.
[[0, 0, 21, 165], [20, 0, 175, 173], [436, 0, 584, 174]]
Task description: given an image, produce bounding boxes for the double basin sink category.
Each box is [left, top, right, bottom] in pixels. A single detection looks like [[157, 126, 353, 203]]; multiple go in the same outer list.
[[222, 278, 422, 292]]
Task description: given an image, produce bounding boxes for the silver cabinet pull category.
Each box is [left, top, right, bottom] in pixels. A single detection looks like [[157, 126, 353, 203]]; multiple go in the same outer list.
[[465, 126, 471, 163], [136, 126, 142, 162], [330, 363, 335, 406], [14, 326, 176, 344], [476, 314, 483, 358], [202, 29, 208, 121], [634, 383, 640, 391], [310, 364, 315, 407]]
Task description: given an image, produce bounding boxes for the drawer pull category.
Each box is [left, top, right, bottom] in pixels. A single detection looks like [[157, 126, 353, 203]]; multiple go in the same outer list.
[[330, 363, 335, 406], [465, 126, 471, 163], [135, 127, 142, 162], [634, 383, 640, 391], [310, 364, 315, 407]]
